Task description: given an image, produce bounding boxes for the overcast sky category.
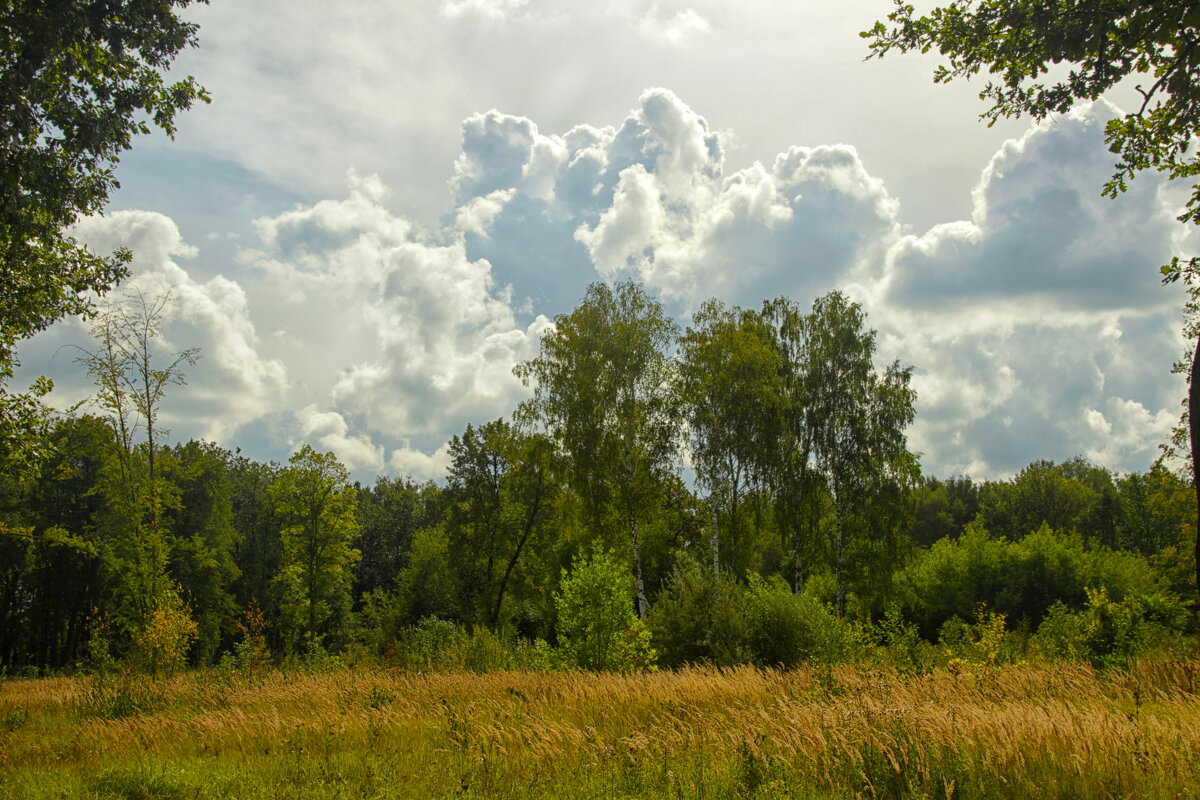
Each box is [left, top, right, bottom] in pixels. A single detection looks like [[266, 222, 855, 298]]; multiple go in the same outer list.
[[14, 0, 1195, 483]]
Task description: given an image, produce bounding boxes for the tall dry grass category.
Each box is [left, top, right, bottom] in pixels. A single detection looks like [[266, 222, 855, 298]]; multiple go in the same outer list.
[[2, 657, 1199, 798]]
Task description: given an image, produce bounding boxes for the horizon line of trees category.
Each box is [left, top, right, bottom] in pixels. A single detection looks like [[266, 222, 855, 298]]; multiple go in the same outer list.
[[0, 281, 1195, 673]]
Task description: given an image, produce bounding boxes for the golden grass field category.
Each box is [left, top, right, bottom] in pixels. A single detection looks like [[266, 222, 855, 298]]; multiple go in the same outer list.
[[2, 657, 1200, 799]]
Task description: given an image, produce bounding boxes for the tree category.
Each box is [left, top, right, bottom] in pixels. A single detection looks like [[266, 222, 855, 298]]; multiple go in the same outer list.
[[516, 281, 680, 618], [555, 548, 654, 671], [677, 301, 779, 577], [446, 421, 557, 630], [760, 296, 824, 593], [270, 445, 359, 652], [354, 474, 436, 602], [863, 0, 1200, 596], [71, 290, 198, 636], [165, 439, 239, 664], [1, 1, 208, 472], [227, 450, 283, 652], [806, 291, 916, 617]]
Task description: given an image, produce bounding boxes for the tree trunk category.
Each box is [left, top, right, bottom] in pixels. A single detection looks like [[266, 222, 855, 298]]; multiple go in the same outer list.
[[1191, 336, 1200, 601], [631, 515, 648, 619], [711, 502, 719, 575], [792, 524, 804, 595], [834, 502, 845, 619], [490, 488, 543, 629]]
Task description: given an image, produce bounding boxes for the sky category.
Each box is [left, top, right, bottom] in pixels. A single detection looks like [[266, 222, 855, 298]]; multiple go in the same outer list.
[[13, 0, 1197, 484]]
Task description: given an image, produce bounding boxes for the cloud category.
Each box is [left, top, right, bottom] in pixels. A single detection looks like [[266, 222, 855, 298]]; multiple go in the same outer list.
[[387, 441, 454, 483], [70, 210, 289, 443], [34, 173, 552, 482], [243, 170, 552, 467], [880, 101, 1176, 314], [456, 88, 899, 312], [866, 101, 1186, 478], [23, 91, 1183, 485], [636, 7, 712, 45], [441, 0, 530, 22], [297, 405, 385, 474]]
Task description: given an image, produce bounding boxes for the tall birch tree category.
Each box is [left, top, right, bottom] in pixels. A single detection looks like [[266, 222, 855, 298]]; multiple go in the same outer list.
[[516, 281, 679, 618]]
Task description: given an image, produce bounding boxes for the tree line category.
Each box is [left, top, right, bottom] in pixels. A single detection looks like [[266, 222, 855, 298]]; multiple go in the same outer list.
[[0, 281, 1194, 673]]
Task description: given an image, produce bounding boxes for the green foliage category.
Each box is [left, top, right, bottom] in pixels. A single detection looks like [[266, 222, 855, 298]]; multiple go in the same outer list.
[[805, 290, 917, 616], [133, 593, 197, 676], [0, 1, 208, 473], [977, 458, 1115, 542], [865, 604, 933, 674], [744, 573, 851, 667], [647, 557, 749, 668], [896, 521, 1169, 638], [226, 452, 283, 654], [516, 280, 680, 618], [270, 446, 360, 652], [1032, 587, 1189, 668], [938, 607, 1012, 669], [1116, 462, 1196, 554], [390, 617, 556, 672], [445, 420, 558, 629], [355, 475, 436, 601], [677, 301, 780, 577], [555, 548, 655, 671], [164, 440, 240, 664], [908, 475, 981, 547], [394, 525, 460, 625]]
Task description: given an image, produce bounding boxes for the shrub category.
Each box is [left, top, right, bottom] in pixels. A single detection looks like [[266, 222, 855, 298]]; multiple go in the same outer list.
[[895, 522, 1166, 637], [133, 595, 198, 676], [391, 616, 557, 672], [555, 549, 655, 671], [395, 616, 467, 671], [744, 574, 850, 667], [937, 607, 1011, 668], [867, 604, 933, 674], [1031, 587, 1188, 668], [647, 557, 749, 668]]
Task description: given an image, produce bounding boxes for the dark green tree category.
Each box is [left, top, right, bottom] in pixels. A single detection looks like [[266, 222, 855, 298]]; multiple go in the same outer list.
[[354, 475, 437, 602], [1, 1, 208, 474], [165, 439, 239, 664], [227, 451, 283, 652], [0, 415, 110, 669], [806, 291, 916, 617], [760, 297, 824, 593], [73, 290, 198, 636]]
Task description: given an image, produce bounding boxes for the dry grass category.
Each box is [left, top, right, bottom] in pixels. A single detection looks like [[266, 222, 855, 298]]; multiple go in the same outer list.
[[2, 657, 1199, 798]]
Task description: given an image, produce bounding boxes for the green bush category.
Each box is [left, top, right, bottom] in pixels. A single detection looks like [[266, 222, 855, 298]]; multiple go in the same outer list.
[[744, 574, 851, 667], [937, 607, 1013, 668], [895, 522, 1165, 637], [395, 616, 464, 670], [391, 616, 557, 672], [647, 557, 749, 668], [1031, 588, 1188, 668], [555, 549, 656, 671], [866, 604, 934, 673]]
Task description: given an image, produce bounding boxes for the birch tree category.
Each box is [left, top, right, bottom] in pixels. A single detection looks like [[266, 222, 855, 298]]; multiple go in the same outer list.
[[516, 281, 679, 618]]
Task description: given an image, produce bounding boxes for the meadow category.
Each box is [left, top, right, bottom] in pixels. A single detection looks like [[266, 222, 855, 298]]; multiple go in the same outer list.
[[3, 656, 1200, 800]]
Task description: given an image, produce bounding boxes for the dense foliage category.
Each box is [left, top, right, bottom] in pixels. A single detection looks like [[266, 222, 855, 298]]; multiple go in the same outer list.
[[0, 281, 1194, 677]]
